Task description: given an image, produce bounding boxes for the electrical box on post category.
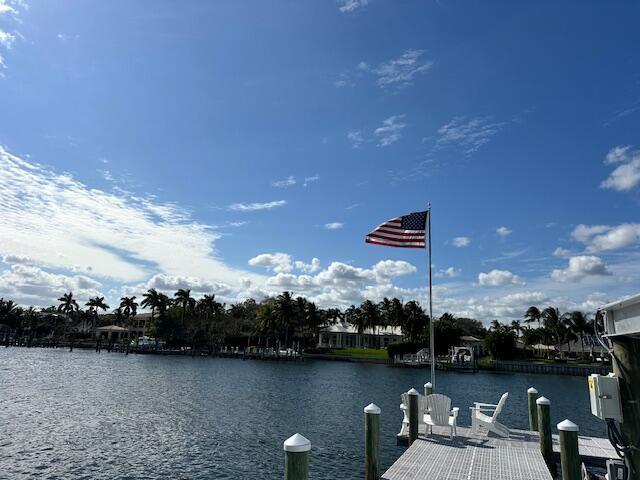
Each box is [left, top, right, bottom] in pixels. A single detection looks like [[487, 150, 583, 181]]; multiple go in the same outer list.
[[588, 373, 623, 422]]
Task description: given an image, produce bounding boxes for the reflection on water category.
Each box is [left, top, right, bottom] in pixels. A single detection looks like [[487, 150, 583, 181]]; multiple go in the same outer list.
[[0, 349, 606, 479]]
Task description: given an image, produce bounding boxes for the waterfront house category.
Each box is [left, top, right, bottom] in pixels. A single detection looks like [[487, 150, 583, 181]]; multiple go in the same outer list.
[[459, 335, 483, 355], [95, 325, 129, 342], [317, 321, 403, 349]]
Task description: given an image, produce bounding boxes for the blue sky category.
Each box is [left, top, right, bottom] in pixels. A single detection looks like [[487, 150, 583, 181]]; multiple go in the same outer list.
[[1, 0, 639, 322]]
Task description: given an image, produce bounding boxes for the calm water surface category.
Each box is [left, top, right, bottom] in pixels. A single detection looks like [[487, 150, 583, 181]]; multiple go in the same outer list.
[[0, 348, 606, 479]]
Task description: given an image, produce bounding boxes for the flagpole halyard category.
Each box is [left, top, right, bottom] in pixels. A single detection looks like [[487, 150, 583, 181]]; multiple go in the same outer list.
[[427, 205, 435, 389]]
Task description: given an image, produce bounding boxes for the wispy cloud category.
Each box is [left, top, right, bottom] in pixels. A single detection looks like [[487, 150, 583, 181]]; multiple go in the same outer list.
[[496, 226, 512, 237], [600, 145, 640, 192], [228, 200, 287, 212], [334, 50, 432, 91], [0, 145, 262, 287], [336, 0, 368, 13], [374, 115, 406, 147], [437, 117, 504, 154], [303, 175, 320, 187], [271, 176, 296, 188], [0, 0, 23, 72], [375, 49, 433, 89], [325, 222, 344, 230], [347, 129, 365, 148]]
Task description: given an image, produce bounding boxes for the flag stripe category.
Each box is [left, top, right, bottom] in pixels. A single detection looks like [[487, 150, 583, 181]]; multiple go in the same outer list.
[[365, 210, 428, 249]]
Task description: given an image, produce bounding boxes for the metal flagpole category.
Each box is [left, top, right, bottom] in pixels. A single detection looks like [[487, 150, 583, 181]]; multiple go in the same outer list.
[[427, 205, 435, 389]]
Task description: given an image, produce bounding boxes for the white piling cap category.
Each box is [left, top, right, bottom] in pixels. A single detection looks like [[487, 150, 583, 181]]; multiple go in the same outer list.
[[364, 403, 381, 414], [527, 387, 538, 394], [557, 419, 579, 432], [536, 396, 551, 405], [424, 382, 433, 388], [407, 388, 419, 395], [283, 433, 311, 452]]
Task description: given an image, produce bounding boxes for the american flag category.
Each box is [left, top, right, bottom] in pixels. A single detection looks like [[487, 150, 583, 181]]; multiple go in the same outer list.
[[365, 210, 428, 248]]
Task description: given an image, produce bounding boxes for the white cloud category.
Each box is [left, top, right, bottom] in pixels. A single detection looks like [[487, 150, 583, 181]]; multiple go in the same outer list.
[[337, 0, 368, 13], [372, 260, 417, 279], [496, 226, 512, 237], [553, 247, 571, 257], [303, 175, 320, 187], [248, 253, 293, 274], [295, 258, 321, 274], [551, 256, 611, 283], [452, 236, 470, 247], [374, 115, 406, 147], [437, 117, 504, 154], [228, 200, 287, 211], [0, 146, 264, 287], [325, 222, 344, 230], [271, 176, 296, 188], [601, 145, 640, 192], [572, 223, 640, 252], [138, 274, 233, 296], [435, 266, 460, 278], [0, 30, 15, 48], [375, 49, 433, 89], [0, 263, 102, 306], [478, 269, 524, 287], [2, 253, 32, 265], [347, 130, 365, 148]]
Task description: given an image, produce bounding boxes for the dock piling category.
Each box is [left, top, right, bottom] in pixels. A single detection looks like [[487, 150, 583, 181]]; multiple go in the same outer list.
[[424, 382, 433, 396], [283, 433, 310, 480], [364, 403, 381, 480], [536, 396, 554, 475], [558, 419, 580, 480], [407, 388, 419, 446], [527, 387, 538, 431]]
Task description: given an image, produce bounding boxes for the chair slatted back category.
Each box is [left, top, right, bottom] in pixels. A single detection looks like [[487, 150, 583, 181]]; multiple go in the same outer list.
[[492, 392, 509, 420], [425, 394, 452, 426]]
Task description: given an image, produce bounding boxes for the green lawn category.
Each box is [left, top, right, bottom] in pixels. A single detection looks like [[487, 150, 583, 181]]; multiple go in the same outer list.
[[323, 348, 388, 358]]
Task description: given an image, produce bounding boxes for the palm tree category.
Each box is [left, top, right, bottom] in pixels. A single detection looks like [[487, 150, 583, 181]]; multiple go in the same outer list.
[[119, 296, 138, 319], [141, 288, 162, 321], [85, 296, 109, 332], [275, 292, 295, 349], [403, 301, 427, 344], [542, 307, 563, 354], [360, 300, 380, 348], [57, 292, 79, 317], [510, 320, 522, 337], [490, 319, 501, 330], [565, 311, 592, 359], [345, 305, 364, 348], [524, 306, 542, 328], [174, 288, 195, 328]]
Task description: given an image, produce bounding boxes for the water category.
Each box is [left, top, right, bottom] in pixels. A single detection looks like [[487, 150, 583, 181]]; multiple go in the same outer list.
[[0, 348, 606, 479]]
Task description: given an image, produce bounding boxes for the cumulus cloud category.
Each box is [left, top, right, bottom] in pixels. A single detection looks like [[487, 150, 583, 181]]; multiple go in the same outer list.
[[0, 146, 263, 287], [435, 266, 460, 278], [228, 200, 287, 211], [0, 264, 102, 306], [2, 254, 33, 265], [325, 222, 344, 230], [248, 253, 293, 274], [134, 273, 233, 296], [374, 115, 406, 147], [478, 269, 524, 287], [601, 145, 640, 192], [572, 223, 640, 252], [295, 258, 321, 274], [271, 176, 296, 188], [551, 256, 611, 283], [496, 226, 512, 237], [437, 117, 504, 154], [452, 236, 470, 247], [337, 0, 368, 13], [375, 49, 433, 89]]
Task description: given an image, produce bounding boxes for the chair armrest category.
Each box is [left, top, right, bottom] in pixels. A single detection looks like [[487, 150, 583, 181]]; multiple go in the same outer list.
[[473, 402, 498, 408], [470, 407, 499, 413], [451, 407, 459, 417]]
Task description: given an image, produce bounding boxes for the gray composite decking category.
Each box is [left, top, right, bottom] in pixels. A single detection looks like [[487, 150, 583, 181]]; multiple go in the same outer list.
[[385, 426, 615, 480]]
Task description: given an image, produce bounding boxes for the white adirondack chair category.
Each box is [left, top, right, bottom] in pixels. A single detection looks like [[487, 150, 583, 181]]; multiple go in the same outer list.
[[424, 394, 459, 439], [470, 392, 510, 438], [399, 392, 428, 436]]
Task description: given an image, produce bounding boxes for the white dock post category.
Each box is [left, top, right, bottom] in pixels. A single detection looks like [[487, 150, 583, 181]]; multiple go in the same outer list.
[[424, 382, 433, 396], [364, 403, 381, 480], [408, 388, 419, 446], [558, 419, 580, 480], [283, 433, 310, 480], [527, 387, 538, 431]]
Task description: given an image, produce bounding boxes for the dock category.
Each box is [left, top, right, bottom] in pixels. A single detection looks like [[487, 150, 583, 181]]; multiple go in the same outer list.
[[387, 426, 615, 480]]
